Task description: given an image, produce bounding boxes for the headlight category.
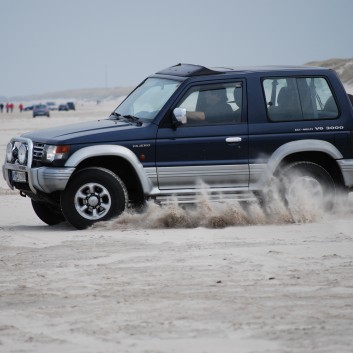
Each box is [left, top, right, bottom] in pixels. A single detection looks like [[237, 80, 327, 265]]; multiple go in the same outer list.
[[6, 143, 13, 162], [18, 144, 28, 164], [44, 145, 70, 162]]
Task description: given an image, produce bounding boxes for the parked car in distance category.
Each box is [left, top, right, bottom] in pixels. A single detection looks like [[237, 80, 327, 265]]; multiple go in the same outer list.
[[32, 104, 50, 118], [58, 104, 69, 111], [46, 102, 58, 110], [67, 102, 75, 110], [23, 105, 33, 111]]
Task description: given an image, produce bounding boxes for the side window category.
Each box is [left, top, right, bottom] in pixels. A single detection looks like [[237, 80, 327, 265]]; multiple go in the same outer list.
[[263, 77, 338, 121], [176, 82, 243, 125]]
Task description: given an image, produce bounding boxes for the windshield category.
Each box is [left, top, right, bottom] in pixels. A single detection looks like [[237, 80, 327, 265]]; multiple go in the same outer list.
[[113, 77, 180, 121]]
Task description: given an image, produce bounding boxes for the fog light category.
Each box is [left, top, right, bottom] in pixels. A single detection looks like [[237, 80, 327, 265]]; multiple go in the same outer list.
[[18, 144, 28, 164], [6, 143, 13, 162]]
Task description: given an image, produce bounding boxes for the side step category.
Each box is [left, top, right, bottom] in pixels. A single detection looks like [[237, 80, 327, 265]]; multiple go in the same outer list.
[[153, 191, 258, 205]]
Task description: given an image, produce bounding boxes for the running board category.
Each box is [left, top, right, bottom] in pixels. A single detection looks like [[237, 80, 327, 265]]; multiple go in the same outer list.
[[152, 191, 258, 205]]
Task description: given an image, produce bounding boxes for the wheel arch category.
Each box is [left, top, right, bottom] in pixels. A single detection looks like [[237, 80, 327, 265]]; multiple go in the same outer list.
[[65, 145, 153, 203], [256, 140, 345, 188], [278, 151, 345, 188]]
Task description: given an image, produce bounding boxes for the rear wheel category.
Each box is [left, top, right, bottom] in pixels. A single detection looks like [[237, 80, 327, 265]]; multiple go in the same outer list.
[[61, 167, 128, 229], [279, 161, 336, 211], [31, 200, 65, 225]]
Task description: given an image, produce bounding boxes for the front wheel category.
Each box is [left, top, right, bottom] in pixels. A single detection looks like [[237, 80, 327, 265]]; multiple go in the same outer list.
[[31, 200, 65, 225], [61, 167, 128, 229]]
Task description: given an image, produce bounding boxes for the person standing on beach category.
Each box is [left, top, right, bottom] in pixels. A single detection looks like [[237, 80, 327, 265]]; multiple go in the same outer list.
[[19, 103, 23, 112], [0, 103, 4, 112]]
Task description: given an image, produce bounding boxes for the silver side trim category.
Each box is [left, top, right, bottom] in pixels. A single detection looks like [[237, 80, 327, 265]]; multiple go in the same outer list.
[[144, 167, 158, 188], [157, 164, 249, 189], [148, 185, 249, 196], [337, 159, 353, 188], [249, 163, 267, 185]]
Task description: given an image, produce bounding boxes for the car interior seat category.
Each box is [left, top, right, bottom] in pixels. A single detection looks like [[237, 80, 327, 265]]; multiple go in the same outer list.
[[276, 86, 301, 120]]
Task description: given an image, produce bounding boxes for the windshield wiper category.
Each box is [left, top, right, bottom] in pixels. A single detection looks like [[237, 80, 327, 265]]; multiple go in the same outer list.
[[123, 114, 139, 122], [123, 115, 142, 126], [110, 111, 122, 120], [109, 112, 142, 125]]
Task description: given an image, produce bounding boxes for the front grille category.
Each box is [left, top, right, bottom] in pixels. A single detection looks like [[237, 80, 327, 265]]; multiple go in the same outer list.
[[33, 142, 45, 161]]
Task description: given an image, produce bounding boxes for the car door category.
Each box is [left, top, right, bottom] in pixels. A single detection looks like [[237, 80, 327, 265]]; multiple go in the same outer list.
[[155, 80, 249, 190]]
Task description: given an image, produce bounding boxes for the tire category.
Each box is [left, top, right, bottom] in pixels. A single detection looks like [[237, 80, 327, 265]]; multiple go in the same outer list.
[[31, 200, 65, 226], [279, 161, 336, 211], [61, 167, 128, 229]]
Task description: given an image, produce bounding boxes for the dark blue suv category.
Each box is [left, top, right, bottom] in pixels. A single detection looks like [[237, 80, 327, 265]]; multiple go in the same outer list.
[[3, 64, 353, 229]]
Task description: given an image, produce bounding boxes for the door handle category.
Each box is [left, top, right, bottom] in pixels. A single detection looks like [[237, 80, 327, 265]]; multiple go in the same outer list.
[[226, 137, 242, 143]]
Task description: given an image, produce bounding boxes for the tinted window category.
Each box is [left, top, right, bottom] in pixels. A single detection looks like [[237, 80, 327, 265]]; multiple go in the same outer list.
[[176, 82, 243, 125], [263, 77, 339, 121]]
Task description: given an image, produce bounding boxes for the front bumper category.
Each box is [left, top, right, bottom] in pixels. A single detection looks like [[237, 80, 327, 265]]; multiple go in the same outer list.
[[3, 163, 75, 194], [3, 136, 75, 194]]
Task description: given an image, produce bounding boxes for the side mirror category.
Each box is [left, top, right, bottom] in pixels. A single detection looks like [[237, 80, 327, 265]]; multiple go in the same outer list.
[[173, 107, 187, 125]]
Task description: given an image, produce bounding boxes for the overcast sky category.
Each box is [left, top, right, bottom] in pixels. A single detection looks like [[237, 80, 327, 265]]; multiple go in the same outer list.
[[1, 0, 353, 97]]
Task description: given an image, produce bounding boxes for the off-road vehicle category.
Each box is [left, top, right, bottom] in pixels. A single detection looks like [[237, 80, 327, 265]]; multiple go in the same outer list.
[[3, 63, 353, 228]]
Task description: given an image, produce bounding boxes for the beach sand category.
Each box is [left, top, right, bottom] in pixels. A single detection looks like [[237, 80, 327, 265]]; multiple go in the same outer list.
[[1, 103, 353, 353]]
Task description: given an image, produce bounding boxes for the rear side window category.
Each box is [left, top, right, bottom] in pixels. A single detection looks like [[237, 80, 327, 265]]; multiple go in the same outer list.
[[263, 77, 339, 121]]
